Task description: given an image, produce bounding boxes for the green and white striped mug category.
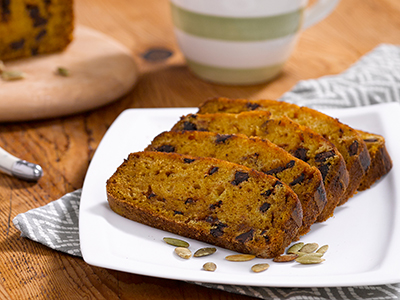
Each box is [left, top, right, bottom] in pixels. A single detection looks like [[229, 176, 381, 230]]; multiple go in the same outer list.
[[170, 0, 339, 85]]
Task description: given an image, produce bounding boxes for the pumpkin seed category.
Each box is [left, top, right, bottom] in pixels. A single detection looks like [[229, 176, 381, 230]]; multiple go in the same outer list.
[[300, 242, 319, 253], [296, 252, 323, 257], [175, 247, 192, 259], [163, 237, 189, 248], [316, 245, 329, 255], [273, 254, 298, 262], [295, 253, 325, 264], [1, 70, 25, 81], [194, 247, 217, 257], [286, 242, 304, 254], [251, 263, 270, 273], [225, 254, 256, 262], [203, 262, 217, 272], [57, 67, 70, 77]]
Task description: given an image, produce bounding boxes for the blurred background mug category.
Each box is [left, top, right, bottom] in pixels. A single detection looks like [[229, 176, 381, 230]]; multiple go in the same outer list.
[[170, 0, 339, 85]]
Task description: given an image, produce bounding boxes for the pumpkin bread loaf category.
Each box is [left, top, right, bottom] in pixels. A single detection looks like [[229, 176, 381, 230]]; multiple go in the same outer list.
[[146, 131, 326, 236], [357, 130, 392, 191], [171, 111, 349, 222], [106, 151, 303, 258], [197, 98, 371, 205], [0, 0, 74, 61]]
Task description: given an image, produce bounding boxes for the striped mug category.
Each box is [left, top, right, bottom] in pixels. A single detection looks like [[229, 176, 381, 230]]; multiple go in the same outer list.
[[170, 0, 339, 85]]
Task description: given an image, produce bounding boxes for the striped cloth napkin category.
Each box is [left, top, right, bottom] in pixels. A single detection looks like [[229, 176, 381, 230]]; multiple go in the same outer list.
[[13, 44, 400, 300]]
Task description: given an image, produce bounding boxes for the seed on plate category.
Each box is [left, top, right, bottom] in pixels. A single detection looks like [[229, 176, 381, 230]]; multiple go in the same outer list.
[[225, 254, 256, 262], [296, 252, 323, 257], [175, 247, 192, 259], [163, 237, 189, 248], [273, 254, 298, 262], [1, 70, 25, 81], [194, 247, 217, 257], [203, 262, 217, 272], [300, 242, 319, 253], [295, 254, 325, 264], [251, 263, 270, 273], [316, 245, 329, 255], [286, 242, 304, 254]]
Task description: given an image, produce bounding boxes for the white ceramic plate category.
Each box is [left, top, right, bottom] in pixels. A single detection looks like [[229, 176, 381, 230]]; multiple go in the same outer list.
[[80, 103, 400, 287]]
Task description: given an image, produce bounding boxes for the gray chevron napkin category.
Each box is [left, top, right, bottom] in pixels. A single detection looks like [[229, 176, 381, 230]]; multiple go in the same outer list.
[[12, 43, 400, 300]]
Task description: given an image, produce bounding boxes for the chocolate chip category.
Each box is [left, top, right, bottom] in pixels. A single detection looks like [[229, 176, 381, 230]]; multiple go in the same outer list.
[[156, 144, 175, 153], [35, 29, 47, 41], [147, 192, 156, 199], [315, 150, 335, 163], [293, 148, 308, 162], [205, 215, 218, 223], [235, 229, 255, 243], [290, 173, 305, 186], [208, 166, 219, 175], [263, 235, 270, 243], [318, 164, 330, 180], [209, 200, 222, 210], [246, 102, 261, 110], [26, 5, 48, 27], [182, 121, 197, 131], [261, 189, 273, 198], [265, 160, 295, 176], [231, 171, 249, 185], [348, 140, 359, 156], [1, 0, 11, 22], [215, 134, 233, 144], [364, 138, 378, 143], [210, 222, 227, 237], [10, 39, 25, 50], [185, 198, 194, 204], [31, 47, 38, 56], [174, 210, 184, 215], [183, 158, 195, 163], [259, 202, 271, 213]]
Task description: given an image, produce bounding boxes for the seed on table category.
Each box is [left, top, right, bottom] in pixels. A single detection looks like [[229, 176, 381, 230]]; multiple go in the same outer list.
[[251, 263, 270, 273], [316, 245, 329, 255], [194, 247, 217, 257], [225, 254, 256, 262], [300, 242, 319, 253], [203, 262, 217, 272], [1, 70, 25, 81], [273, 254, 298, 262], [295, 254, 325, 264], [175, 247, 192, 259], [287, 242, 304, 254], [163, 237, 189, 248]]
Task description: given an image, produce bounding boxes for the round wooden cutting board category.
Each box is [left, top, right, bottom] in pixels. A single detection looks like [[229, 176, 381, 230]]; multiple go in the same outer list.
[[0, 25, 138, 122]]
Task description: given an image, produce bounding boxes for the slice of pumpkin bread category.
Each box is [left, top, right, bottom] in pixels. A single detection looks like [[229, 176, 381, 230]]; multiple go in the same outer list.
[[107, 151, 302, 258], [146, 130, 326, 236], [171, 112, 348, 222]]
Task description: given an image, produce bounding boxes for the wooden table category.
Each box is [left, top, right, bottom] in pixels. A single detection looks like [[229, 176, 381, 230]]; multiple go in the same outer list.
[[1, 0, 400, 299]]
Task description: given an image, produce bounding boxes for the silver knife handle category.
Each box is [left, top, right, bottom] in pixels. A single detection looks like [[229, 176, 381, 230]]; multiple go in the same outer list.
[[0, 147, 43, 181]]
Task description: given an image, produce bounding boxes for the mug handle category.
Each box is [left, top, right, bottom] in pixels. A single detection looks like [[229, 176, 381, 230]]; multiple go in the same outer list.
[[303, 0, 340, 29]]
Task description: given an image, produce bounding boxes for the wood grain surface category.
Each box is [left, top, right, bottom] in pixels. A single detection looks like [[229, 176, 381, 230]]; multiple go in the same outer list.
[[1, 0, 400, 299]]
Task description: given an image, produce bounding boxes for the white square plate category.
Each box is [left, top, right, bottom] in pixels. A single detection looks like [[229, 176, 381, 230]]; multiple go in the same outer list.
[[80, 103, 400, 287]]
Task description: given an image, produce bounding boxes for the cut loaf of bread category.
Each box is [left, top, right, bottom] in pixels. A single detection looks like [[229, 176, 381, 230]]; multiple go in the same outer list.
[[197, 98, 371, 205], [146, 130, 326, 236], [171, 111, 349, 222], [107, 151, 303, 258]]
